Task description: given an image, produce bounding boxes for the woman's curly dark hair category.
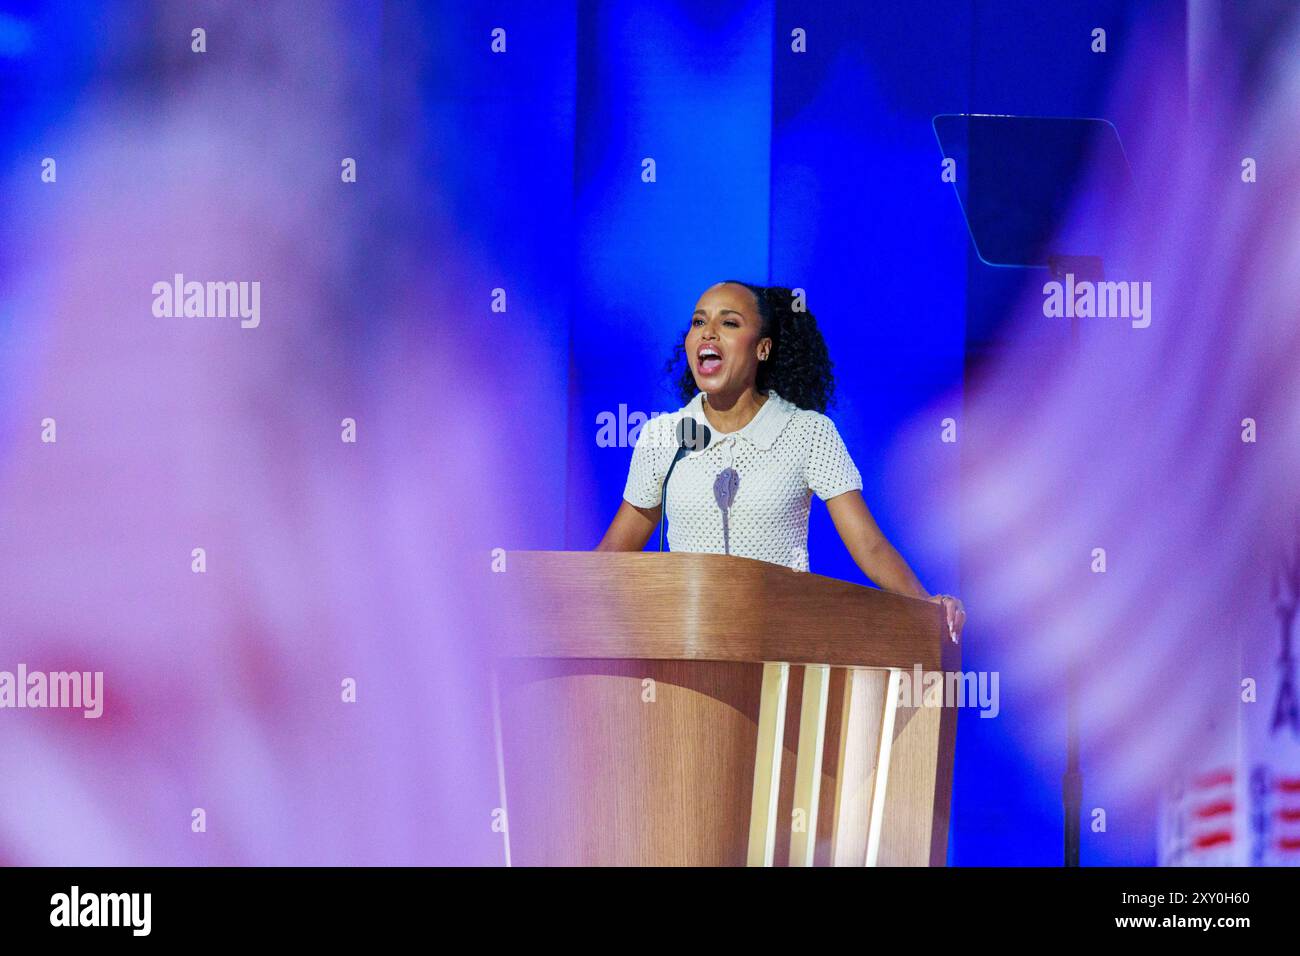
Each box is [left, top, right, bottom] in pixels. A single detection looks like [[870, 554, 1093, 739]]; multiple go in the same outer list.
[[665, 280, 836, 413]]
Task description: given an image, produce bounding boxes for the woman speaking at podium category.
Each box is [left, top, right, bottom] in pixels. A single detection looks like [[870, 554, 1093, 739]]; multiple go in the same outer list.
[[596, 280, 965, 641]]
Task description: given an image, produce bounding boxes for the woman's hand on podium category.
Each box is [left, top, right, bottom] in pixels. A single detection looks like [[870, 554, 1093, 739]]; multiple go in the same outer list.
[[928, 593, 966, 643]]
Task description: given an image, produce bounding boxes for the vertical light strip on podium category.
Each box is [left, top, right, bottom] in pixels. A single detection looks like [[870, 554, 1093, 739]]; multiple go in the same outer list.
[[864, 668, 903, 867], [789, 664, 831, 866], [746, 662, 790, 866]]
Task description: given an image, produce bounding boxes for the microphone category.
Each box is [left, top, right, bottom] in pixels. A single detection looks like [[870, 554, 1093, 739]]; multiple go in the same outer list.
[[658, 417, 712, 552]]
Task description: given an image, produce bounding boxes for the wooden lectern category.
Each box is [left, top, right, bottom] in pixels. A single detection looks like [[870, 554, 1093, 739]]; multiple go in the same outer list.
[[491, 551, 959, 866]]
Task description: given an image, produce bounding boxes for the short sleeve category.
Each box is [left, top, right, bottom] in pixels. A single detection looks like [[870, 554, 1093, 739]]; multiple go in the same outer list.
[[622, 414, 669, 508], [805, 414, 863, 501]]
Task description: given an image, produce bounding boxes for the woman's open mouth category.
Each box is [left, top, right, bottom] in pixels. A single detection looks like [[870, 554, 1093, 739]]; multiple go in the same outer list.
[[697, 345, 723, 376]]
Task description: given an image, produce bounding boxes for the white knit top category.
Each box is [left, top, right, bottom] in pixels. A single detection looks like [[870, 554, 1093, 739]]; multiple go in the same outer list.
[[621, 390, 863, 571]]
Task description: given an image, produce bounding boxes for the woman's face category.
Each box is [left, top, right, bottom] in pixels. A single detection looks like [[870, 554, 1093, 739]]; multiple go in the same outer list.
[[685, 283, 770, 396]]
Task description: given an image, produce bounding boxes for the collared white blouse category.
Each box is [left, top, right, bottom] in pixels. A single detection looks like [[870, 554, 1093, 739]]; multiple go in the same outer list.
[[621, 389, 863, 572]]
